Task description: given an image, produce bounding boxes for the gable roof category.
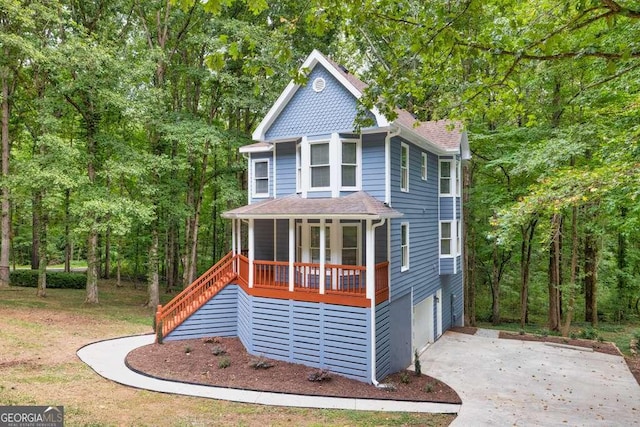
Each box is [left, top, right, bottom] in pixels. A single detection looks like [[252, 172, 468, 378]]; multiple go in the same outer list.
[[221, 191, 402, 220], [252, 50, 468, 157]]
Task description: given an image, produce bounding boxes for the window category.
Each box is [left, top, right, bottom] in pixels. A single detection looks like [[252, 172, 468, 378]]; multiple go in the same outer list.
[[310, 142, 330, 188], [310, 225, 331, 263], [440, 160, 451, 195], [401, 222, 409, 271], [401, 143, 409, 191], [421, 152, 428, 180], [253, 159, 269, 197], [440, 222, 452, 256], [456, 220, 462, 255], [341, 141, 357, 187], [341, 225, 359, 265]]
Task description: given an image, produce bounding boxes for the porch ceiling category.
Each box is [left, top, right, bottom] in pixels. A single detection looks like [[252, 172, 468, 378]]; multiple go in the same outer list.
[[221, 191, 403, 220]]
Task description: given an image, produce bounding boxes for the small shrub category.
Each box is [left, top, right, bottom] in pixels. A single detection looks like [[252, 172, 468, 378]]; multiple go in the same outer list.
[[414, 349, 422, 376], [424, 382, 435, 393], [218, 357, 231, 369], [211, 345, 226, 356], [248, 357, 274, 370], [10, 270, 86, 289], [578, 328, 599, 340], [399, 372, 410, 384], [569, 332, 577, 339], [184, 346, 192, 354], [519, 329, 525, 336], [307, 369, 331, 382]]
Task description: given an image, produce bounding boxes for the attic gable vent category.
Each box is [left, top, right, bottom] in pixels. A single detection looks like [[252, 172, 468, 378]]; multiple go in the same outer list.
[[312, 77, 326, 92]]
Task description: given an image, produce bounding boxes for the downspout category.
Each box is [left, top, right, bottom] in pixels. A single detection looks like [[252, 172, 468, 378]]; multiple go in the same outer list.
[[370, 218, 392, 388], [385, 127, 401, 206]]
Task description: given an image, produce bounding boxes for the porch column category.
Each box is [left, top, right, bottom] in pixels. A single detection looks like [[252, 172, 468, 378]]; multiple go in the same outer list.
[[288, 218, 295, 292], [366, 219, 375, 300], [248, 218, 254, 288], [319, 219, 326, 295], [231, 219, 237, 256]]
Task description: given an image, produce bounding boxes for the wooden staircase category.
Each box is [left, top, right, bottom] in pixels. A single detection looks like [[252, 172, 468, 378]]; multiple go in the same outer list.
[[155, 251, 237, 341]]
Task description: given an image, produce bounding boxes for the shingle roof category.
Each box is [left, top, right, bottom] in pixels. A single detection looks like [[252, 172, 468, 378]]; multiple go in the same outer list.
[[222, 191, 402, 220], [323, 53, 463, 152]]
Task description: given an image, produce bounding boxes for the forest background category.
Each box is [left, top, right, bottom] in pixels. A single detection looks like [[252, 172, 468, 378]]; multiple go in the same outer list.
[[1, 0, 639, 335]]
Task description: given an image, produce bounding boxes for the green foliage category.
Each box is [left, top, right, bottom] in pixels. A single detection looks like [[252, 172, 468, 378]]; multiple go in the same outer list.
[[399, 372, 410, 384], [217, 357, 231, 369], [248, 357, 274, 370], [414, 349, 422, 376], [633, 330, 640, 352], [211, 345, 226, 356], [423, 382, 435, 393], [10, 270, 86, 290], [578, 328, 600, 340]]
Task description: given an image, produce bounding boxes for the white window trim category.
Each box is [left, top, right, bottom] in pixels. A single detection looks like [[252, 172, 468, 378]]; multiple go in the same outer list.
[[401, 142, 409, 192], [340, 137, 361, 191], [439, 160, 453, 196], [421, 152, 428, 181], [309, 139, 331, 191], [296, 142, 302, 193], [456, 159, 461, 197], [252, 158, 270, 198], [456, 220, 462, 256], [439, 221, 454, 258], [401, 222, 409, 271], [296, 221, 362, 266]]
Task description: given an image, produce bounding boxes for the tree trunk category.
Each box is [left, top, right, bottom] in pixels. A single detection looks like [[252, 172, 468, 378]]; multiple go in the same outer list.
[[103, 226, 111, 279], [31, 193, 40, 270], [520, 218, 537, 329], [491, 235, 501, 325], [85, 229, 99, 303], [36, 200, 47, 298], [64, 189, 71, 273], [147, 227, 160, 308], [548, 213, 562, 331], [584, 231, 598, 326], [561, 205, 578, 337], [0, 70, 11, 288], [462, 162, 476, 326]]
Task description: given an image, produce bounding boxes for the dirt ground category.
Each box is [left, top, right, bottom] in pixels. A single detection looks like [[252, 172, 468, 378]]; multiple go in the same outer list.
[[127, 336, 462, 403]]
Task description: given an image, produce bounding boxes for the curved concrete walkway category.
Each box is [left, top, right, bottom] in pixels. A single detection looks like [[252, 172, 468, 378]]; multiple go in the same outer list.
[[420, 331, 640, 426], [77, 334, 460, 414]]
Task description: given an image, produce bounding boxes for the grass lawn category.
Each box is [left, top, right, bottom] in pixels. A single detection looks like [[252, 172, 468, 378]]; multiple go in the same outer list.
[[0, 281, 454, 427]]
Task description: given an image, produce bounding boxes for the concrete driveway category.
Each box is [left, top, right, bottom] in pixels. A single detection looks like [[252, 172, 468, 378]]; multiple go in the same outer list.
[[420, 331, 640, 426]]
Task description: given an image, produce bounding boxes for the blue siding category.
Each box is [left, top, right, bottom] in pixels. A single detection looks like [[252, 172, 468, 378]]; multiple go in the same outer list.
[[389, 136, 440, 304], [254, 219, 274, 260], [388, 293, 412, 373], [275, 141, 296, 196], [361, 132, 386, 201], [165, 285, 238, 341], [441, 273, 464, 330], [439, 197, 455, 220], [238, 286, 253, 351], [249, 152, 273, 204], [440, 257, 455, 275], [375, 300, 391, 380], [265, 67, 375, 140]]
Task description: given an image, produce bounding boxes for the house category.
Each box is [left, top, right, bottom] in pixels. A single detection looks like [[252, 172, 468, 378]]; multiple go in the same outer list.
[[155, 50, 470, 384]]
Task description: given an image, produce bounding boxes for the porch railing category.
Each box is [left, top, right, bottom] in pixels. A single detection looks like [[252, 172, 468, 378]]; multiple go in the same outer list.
[[248, 256, 387, 303]]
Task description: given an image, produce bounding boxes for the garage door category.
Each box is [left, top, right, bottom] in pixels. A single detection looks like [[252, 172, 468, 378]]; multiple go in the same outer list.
[[413, 295, 434, 355]]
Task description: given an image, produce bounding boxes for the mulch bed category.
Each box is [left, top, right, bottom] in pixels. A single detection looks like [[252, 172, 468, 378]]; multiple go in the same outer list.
[[499, 331, 622, 356], [126, 337, 461, 404]]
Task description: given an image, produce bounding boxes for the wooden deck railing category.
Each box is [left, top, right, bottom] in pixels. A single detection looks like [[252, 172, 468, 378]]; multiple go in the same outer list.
[[155, 252, 236, 341], [155, 253, 391, 341]]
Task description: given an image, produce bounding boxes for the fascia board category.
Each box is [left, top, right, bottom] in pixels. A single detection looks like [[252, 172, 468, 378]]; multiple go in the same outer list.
[[222, 212, 403, 220], [239, 144, 273, 154]]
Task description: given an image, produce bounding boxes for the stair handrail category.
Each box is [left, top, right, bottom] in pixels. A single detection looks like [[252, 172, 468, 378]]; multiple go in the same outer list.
[[155, 251, 236, 340]]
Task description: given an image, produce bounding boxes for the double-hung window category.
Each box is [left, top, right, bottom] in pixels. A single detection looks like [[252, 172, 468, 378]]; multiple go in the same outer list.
[[310, 142, 330, 189], [252, 159, 269, 197], [440, 222, 452, 256], [341, 141, 357, 188], [440, 160, 452, 195], [401, 143, 409, 192], [401, 222, 409, 271]]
